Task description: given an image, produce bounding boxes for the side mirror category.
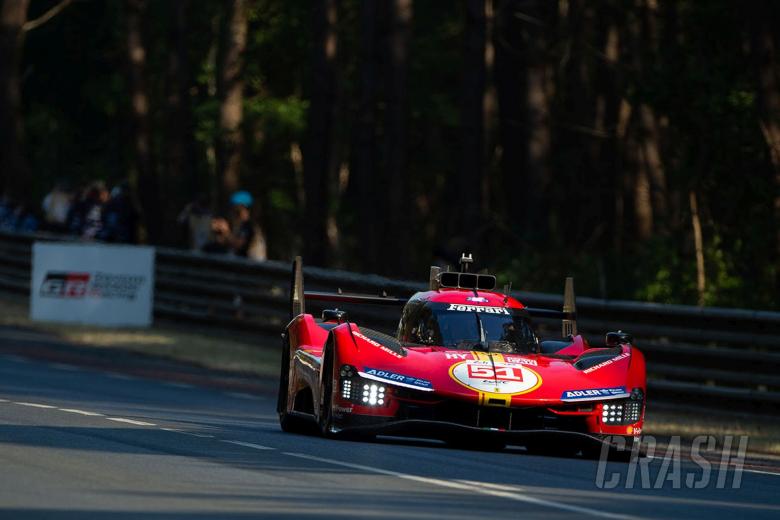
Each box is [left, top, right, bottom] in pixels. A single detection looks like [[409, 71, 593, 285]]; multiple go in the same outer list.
[[322, 309, 348, 323], [605, 331, 633, 347]]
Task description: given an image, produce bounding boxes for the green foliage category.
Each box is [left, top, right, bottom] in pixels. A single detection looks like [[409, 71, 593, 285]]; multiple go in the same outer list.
[[12, 0, 780, 310]]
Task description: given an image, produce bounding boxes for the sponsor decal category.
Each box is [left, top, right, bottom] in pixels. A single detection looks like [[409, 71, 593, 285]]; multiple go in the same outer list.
[[362, 367, 432, 390], [445, 352, 472, 360], [466, 296, 490, 303], [446, 304, 510, 315], [561, 386, 628, 401], [582, 352, 630, 374], [449, 360, 542, 395], [503, 355, 538, 366], [40, 271, 146, 301], [353, 332, 404, 358], [335, 405, 353, 414]]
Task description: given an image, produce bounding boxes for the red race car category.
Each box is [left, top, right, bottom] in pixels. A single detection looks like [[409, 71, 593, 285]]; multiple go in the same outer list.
[[277, 255, 646, 455]]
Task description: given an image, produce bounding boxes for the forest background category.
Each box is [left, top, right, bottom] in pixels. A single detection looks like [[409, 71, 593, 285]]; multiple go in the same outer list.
[[1, 0, 779, 310]]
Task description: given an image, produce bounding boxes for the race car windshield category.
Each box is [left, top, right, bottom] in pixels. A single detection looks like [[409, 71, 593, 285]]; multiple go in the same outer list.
[[397, 301, 538, 354]]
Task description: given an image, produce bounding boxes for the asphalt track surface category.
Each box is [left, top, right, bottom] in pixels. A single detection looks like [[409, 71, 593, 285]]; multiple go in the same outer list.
[[1, 332, 779, 519]]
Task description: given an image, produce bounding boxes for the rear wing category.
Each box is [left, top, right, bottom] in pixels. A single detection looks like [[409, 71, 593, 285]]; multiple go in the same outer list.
[[289, 256, 405, 321], [289, 257, 577, 336]]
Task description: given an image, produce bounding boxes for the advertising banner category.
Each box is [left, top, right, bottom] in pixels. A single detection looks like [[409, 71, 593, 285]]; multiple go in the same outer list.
[[30, 242, 155, 327]]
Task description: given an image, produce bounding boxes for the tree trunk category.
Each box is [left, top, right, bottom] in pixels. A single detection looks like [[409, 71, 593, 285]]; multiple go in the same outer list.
[[165, 0, 195, 245], [126, 0, 160, 243], [521, 0, 554, 240], [458, 0, 488, 243], [689, 190, 706, 306], [482, 0, 497, 219], [380, 0, 412, 275], [302, 0, 338, 267], [351, 0, 379, 271], [216, 0, 247, 206], [593, 5, 623, 252], [494, 0, 525, 235], [751, 5, 780, 295], [0, 0, 31, 199]]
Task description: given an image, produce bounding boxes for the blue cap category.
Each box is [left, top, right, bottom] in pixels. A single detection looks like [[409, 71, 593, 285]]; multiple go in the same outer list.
[[230, 190, 253, 208]]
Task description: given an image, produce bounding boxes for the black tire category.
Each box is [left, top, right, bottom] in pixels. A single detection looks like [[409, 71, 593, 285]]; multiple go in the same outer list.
[[277, 334, 308, 434], [318, 341, 337, 437]]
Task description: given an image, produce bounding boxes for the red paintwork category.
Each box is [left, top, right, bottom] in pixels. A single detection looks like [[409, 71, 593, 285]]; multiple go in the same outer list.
[[283, 287, 647, 439]]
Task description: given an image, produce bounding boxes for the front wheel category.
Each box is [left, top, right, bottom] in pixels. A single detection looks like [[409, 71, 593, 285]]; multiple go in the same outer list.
[[318, 341, 337, 437], [277, 334, 309, 434]]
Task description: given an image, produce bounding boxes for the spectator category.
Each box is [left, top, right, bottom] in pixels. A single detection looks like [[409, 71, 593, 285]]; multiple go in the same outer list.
[[41, 182, 72, 233], [65, 185, 90, 236], [223, 191, 267, 259], [0, 195, 14, 228], [9, 204, 39, 233], [228, 191, 255, 257], [201, 216, 232, 254], [177, 195, 212, 251], [97, 181, 139, 244], [80, 182, 109, 240]]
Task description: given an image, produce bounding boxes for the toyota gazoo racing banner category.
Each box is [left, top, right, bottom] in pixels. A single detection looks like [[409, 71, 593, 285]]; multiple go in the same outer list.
[[30, 242, 155, 327]]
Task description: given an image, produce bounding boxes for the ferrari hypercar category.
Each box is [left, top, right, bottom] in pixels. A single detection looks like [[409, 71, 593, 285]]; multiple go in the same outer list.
[[277, 255, 646, 454]]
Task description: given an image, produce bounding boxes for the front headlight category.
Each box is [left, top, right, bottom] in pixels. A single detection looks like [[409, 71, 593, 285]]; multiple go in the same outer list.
[[339, 365, 387, 406], [361, 383, 386, 405], [601, 394, 643, 425]]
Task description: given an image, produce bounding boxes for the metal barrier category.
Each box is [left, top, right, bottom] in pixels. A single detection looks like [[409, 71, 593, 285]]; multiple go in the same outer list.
[[2, 229, 779, 413]]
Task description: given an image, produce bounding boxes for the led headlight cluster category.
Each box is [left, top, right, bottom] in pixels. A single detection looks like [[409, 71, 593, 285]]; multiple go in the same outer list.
[[602, 403, 624, 424], [623, 399, 642, 423], [338, 365, 387, 406], [602, 388, 643, 425], [362, 383, 386, 405], [341, 378, 352, 399]]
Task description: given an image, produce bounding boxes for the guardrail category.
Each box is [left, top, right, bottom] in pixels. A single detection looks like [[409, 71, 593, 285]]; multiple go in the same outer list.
[[2, 229, 779, 414]]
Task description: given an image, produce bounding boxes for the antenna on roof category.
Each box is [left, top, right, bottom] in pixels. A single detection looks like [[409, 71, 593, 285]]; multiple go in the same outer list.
[[459, 253, 473, 273], [562, 277, 577, 337], [429, 266, 442, 290]]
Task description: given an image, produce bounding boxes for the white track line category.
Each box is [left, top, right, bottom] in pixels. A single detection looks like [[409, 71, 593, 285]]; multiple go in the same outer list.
[[14, 402, 56, 409], [222, 440, 274, 450], [284, 452, 634, 519], [107, 373, 136, 381], [165, 382, 194, 389], [743, 468, 780, 477], [225, 392, 260, 400], [106, 417, 156, 426], [160, 427, 215, 438], [59, 408, 104, 417], [0, 398, 9, 403]]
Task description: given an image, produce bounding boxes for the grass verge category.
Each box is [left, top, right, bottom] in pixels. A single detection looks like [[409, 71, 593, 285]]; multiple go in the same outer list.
[[0, 296, 279, 378]]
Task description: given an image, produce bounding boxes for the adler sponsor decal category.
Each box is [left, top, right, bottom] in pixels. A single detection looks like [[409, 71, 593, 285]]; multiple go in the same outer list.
[[361, 368, 433, 390], [561, 386, 628, 402], [446, 304, 510, 315], [583, 352, 630, 374]]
